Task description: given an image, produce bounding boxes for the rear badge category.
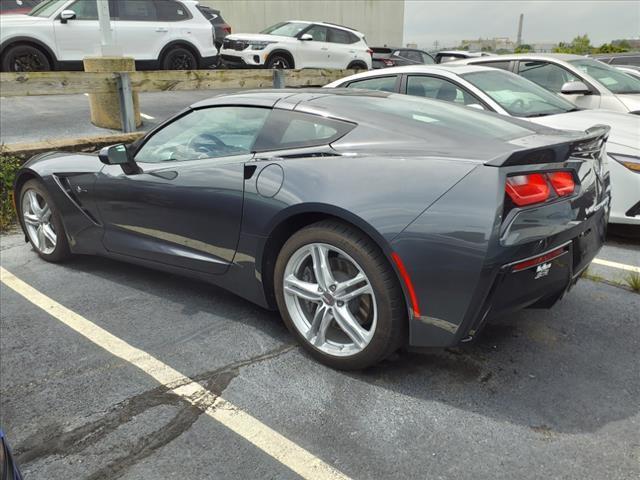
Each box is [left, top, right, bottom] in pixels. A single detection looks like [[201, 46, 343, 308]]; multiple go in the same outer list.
[[534, 262, 552, 279]]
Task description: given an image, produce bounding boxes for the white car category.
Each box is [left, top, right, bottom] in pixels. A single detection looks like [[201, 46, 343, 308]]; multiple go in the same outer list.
[[0, 0, 218, 71], [219, 20, 372, 70], [326, 65, 640, 226], [451, 54, 640, 114]]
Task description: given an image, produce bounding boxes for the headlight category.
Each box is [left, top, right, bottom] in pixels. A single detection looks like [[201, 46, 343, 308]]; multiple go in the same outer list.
[[610, 153, 640, 173], [248, 41, 275, 51]]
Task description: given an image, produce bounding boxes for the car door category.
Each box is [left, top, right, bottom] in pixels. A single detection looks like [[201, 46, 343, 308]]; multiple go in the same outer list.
[[53, 0, 113, 61], [95, 106, 271, 275], [516, 60, 601, 109], [295, 24, 330, 68], [404, 75, 487, 109], [327, 27, 355, 68], [111, 0, 168, 60]]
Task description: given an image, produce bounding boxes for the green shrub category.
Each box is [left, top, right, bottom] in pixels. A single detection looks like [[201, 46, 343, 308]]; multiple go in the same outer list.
[[0, 154, 22, 231]]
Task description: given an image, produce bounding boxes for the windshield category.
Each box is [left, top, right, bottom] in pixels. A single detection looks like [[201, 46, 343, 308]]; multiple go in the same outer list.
[[462, 70, 577, 117], [569, 59, 640, 94], [260, 22, 309, 37], [28, 0, 67, 17]]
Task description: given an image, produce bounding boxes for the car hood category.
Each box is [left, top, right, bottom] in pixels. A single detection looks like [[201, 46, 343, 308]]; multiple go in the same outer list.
[[0, 14, 49, 26], [225, 33, 294, 43], [528, 109, 640, 152], [614, 94, 640, 113]]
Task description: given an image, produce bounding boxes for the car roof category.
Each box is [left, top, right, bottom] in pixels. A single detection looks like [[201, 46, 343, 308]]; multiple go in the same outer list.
[[287, 19, 361, 34], [324, 63, 495, 85], [462, 53, 585, 62]]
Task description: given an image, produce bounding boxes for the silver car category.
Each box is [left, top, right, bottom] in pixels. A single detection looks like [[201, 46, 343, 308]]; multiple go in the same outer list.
[[452, 54, 640, 114], [326, 65, 640, 226]]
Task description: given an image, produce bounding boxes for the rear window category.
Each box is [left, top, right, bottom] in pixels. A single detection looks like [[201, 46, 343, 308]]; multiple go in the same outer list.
[[155, 0, 190, 21], [253, 110, 355, 151], [316, 93, 535, 141]]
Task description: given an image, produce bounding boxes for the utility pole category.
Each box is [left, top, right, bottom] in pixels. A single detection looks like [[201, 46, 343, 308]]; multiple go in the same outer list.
[[516, 13, 524, 47], [433, 40, 440, 51], [97, 0, 121, 55]]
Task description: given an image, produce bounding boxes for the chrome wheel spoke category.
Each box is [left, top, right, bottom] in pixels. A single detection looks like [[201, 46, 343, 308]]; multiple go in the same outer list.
[[23, 213, 39, 226], [40, 204, 52, 222], [307, 305, 333, 346], [311, 244, 335, 290], [36, 225, 46, 250], [42, 224, 57, 246], [26, 190, 42, 217], [333, 305, 369, 349], [284, 275, 322, 302]]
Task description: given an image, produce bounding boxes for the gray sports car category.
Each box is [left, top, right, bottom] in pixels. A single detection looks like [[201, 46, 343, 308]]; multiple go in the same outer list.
[[13, 89, 610, 369]]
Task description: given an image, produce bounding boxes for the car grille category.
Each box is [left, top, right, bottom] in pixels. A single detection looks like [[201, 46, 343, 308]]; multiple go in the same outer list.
[[223, 39, 248, 51]]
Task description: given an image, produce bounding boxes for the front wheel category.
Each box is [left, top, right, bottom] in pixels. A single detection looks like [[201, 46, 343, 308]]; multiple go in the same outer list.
[[274, 220, 407, 370], [18, 179, 71, 262], [1, 44, 51, 72], [266, 54, 292, 69]]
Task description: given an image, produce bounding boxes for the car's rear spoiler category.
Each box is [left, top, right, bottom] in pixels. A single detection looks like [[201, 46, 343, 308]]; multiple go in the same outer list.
[[485, 125, 611, 167], [371, 47, 393, 59]]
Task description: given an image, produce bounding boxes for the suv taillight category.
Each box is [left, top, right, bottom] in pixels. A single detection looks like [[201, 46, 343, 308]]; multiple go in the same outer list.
[[367, 48, 373, 57], [383, 59, 395, 66], [505, 171, 575, 207], [223, 24, 231, 34]]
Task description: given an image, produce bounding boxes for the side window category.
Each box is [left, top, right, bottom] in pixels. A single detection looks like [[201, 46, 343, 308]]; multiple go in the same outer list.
[[154, 0, 190, 21], [68, 0, 97, 20], [518, 61, 578, 93], [118, 0, 158, 21], [346, 76, 398, 92], [420, 52, 435, 64], [305, 25, 328, 42], [402, 51, 422, 63], [406, 76, 483, 107], [253, 110, 355, 151], [328, 28, 351, 44], [611, 55, 640, 66], [476, 60, 511, 71], [135, 107, 270, 163], [348, 32, 360, 44]]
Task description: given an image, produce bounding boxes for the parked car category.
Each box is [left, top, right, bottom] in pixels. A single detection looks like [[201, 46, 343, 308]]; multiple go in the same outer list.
[[326, 65, 639, 226], [194, 3, 230, 50], [452, 54, 640, 114], [617, 65, 640, 80], [590, 52, 640, 67], [0, 0, 41, 15], [0, 0, 219, 71], [434, 50, 493, 63], [371, 46, 434, 68], [14, 89, 609, 369], [219, 20, 372, 69]]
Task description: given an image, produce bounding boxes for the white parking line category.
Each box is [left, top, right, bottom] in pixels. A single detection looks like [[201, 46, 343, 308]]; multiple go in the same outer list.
[[140, 113, 155, 120], [0, 267, 349, 480], [592, 258, 640, 274]]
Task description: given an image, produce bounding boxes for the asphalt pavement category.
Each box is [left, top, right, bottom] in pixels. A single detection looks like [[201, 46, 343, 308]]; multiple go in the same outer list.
[[0, 90, 230, 145], [1, 228, 638, 480]]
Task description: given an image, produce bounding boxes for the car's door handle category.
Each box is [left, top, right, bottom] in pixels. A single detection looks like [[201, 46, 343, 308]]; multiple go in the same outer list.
[[156, 27, 169, 33]]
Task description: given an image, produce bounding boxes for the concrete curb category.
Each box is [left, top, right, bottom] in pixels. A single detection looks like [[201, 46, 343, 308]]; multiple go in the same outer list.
[[1, 132, 145, 159]]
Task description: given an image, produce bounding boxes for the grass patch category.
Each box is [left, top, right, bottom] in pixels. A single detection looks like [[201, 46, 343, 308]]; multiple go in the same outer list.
[[0, 154, 22, 231], [625, 272, 640, 293]]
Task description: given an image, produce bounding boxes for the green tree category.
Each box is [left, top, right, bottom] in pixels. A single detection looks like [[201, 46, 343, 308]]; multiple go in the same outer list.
[[515, 44, 533, 53], [596, 43, 629, 53], [553, 34, 593, 54]]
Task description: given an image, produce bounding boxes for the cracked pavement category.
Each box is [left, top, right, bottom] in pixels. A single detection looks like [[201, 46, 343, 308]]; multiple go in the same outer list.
[[1, 229, 639, 479]]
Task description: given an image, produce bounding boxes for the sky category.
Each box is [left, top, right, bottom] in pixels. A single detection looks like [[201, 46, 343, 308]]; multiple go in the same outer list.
[[403, 1, 640, 49]]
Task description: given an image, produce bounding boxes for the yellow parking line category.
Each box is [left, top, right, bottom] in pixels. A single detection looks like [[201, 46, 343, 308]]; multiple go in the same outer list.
[[592, 258, 640, 274], [0, 267, 349, 480]]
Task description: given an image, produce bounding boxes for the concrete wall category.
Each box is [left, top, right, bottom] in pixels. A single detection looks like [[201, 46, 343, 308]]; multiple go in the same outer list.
[[200, 0, 404, 47]]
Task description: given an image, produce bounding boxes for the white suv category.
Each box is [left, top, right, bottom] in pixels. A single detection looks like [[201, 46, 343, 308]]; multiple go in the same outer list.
[[0, 0, 218, 71], [220, 20, 372, 69]]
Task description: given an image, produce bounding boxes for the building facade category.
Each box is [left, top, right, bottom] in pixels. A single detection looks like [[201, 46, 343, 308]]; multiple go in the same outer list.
[[200, 0, 404, 47]]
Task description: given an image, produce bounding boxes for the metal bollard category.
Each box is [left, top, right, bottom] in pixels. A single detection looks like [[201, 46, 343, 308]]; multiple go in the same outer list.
[[116, 72, 136, 133], [272, 69, 285, 89]]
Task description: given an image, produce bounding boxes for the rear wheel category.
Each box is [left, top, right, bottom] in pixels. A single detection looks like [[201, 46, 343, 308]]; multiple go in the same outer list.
[[274, 220, 406, 370], [2, 44, 51, 72], [19, 179, 71, 262], [162, 47, 197, 70], [347, 61, 368, 70], [266, 53, 292, 69]]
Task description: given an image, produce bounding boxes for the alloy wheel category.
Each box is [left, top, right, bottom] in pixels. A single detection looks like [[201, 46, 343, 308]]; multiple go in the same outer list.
[[21, 189, 57, 255], [171, 54, 194, 70], [283, 243, 377, 357]]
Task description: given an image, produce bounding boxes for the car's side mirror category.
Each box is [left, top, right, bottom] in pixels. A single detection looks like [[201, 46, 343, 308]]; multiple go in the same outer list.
[[60, 9, 76, 24], [560, 81, 591, 95], [299, 33, 313, 41], [99, 144, 140, 174]]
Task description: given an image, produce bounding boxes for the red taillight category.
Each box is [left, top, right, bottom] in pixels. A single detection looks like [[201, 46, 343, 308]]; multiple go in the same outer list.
[[505, 173, 550, 206], [223, 24, 231, 34], [511, 247, 566, 272], [391, 252, 421, 318], [383, 59, 394, 66], [548, 171, 575, 196], [367, 48, 373, 57]]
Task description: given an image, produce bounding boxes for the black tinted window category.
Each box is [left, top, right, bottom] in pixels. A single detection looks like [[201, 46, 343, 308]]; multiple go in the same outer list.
[[155, 0, 190, 21], [610, 55, 640, 66], [476, 60, 511, 71], [421, 52, 435, 64], [329, 28, 353, 44], [401, 51, 422, 62], [118, 0, 157, 21], [305, 25, 328, 42], [254, 110, 354, 151]]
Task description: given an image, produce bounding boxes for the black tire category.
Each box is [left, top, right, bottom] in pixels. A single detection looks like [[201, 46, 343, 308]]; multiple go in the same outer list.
[[1, 44, 51, 72], [266, 53, 293, 69], [274, 220, 407, 370], [161, 47, 197, 70], [347, 61, 368, 70], [18, 179, 71, 262]]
